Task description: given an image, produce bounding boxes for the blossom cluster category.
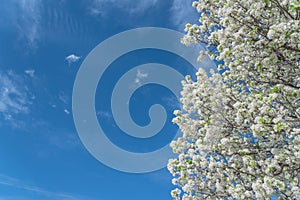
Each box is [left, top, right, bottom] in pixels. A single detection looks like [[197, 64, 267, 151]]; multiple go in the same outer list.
[[169, 0, 300, 199]]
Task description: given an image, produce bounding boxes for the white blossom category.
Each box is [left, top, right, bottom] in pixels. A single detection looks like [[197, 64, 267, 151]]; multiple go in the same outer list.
[[168, 0, 300, 199]]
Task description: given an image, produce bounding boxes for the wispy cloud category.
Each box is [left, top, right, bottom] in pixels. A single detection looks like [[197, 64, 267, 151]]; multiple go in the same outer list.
[[57, 91, 72, 116], [169, 0, 198, 30], [58, 91, 69, 105], [25, 69, 35, 77], [88, 0, 158, 16], [134, 69, 148, 86], [97, 110, 112, 120], [46, 131, 81, 151], [16, 0, 41, 49], [65, 54, 81, 65], [163, 96, 181, 110], [0, 70, 33, 127], [0, 174, 85, 200]]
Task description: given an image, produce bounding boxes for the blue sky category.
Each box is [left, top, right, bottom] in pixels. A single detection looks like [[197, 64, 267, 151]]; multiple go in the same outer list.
[[0, 0, 201, 199]]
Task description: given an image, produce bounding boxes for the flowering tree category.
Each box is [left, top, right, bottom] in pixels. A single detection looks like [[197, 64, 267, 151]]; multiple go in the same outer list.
[[168, 1, 300, 199]]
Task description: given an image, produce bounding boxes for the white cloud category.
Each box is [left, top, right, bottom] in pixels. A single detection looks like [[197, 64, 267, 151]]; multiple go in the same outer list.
[[136, 69, 148, 79], [0, 71, 32, 124], [170, 0, 198, 30], [88, 0, 158, 16], [134, 69, 148, 85], [64, 109, 70, 115], [65, 54, 81, 64], [25, 69, 35, 77]]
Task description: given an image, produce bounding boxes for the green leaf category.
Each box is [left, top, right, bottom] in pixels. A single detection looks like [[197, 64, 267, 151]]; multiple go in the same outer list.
[[276, 123, 284, 132], [176, 166, 182, 171], [270, 86, 279, 93], [259, 118, 266, 124]]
